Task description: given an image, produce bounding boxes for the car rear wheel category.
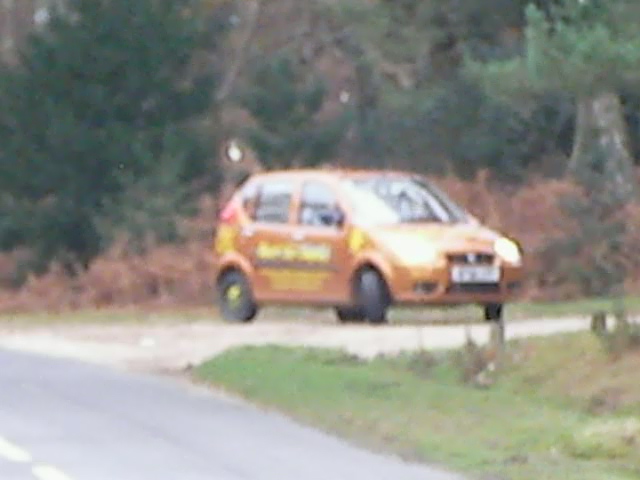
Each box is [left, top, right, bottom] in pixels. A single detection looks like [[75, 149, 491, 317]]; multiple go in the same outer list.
[[218, 270, 258, 323], [356, 269, 390, 325], [334, 307, 366, 324]]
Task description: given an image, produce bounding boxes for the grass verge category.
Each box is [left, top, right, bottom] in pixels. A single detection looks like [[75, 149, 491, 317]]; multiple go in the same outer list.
[[387, 295, 640, 325], [195, 333, 640, 480], [509, 296, 640, 320]]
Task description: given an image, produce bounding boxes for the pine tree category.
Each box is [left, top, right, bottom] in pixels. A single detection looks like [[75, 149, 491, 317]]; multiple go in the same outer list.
[[541, 145, 628, 297], [0, 0, 220, 271], [238, 53, 351, 169], [468, 0, 640, 197], [329, 0, 563, 178]]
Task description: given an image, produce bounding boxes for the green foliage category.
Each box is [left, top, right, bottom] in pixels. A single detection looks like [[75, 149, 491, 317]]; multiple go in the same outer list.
[[540, 147, 629, 297], [339, 0, 533, 82], [238, 53, 351, 169], [465, 0, 640, 192], [351, 77, 574, 181], [468, 0, 640, 97], [455, 331, 492, 386], [565, 417, 640, 461], [94, 133, 199, 254], [197, 339, 640, 479], [0, 0, 219, 271], [592, 309, 640, 359], [329, 0, 575, 181], [620, 91, 640, 161]]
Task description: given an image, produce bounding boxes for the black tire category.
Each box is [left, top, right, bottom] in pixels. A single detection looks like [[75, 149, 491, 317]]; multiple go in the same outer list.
[[218, 271, 258, 323], [356, 269, 390, 325], [334, 306, 366, 324], [484, 303, 503, 322]]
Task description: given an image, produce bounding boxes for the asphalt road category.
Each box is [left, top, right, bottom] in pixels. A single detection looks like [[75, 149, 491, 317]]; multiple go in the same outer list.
[[0, 348, 464, 480]]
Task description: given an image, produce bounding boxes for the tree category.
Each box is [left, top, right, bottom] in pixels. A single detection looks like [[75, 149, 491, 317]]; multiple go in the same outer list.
[[468, 0, 640, 197], [0, 0, 220, 272], [0, 0, 37, 64], [323, 0, 573, 178], [335, 0, 541, 90], [218, 0, 261, 102], [540, 144, 629, 297], [238, 52, 351, 169]]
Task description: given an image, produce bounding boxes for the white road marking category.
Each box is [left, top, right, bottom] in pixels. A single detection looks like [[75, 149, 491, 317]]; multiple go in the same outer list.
[[32, 465, 74, 480], [0, 436, 32, 463], [0, 437, 73, 479]]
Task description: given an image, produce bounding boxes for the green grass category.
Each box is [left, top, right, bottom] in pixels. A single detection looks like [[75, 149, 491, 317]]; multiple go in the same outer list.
[[509, 295, 640, 320], [195, 333, 640, 480], [258, 294, 640, 325], [416, 295, 640, 323]]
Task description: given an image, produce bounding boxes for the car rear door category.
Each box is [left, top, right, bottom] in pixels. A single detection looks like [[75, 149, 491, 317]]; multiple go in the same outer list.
[[243, 176, 301, 302], [291, 179, 351, 304]]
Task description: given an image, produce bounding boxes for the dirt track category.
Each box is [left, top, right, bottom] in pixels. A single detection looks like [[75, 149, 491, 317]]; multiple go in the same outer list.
[[0, 315, 593, 373]]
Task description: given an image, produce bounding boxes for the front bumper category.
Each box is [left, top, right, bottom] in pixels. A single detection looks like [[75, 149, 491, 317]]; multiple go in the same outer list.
[[389, 262, 524, 306]]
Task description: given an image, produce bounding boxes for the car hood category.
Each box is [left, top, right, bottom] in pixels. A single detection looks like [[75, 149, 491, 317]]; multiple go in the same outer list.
[[368, 222, 501, 254]]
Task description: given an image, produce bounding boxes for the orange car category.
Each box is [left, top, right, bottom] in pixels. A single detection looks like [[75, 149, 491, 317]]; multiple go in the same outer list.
[[213, 169, 524, 324]]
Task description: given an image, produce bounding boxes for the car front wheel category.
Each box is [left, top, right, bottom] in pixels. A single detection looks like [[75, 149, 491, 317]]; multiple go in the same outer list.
[[356, 269, 390, 325], [218, 270, 258, 323]]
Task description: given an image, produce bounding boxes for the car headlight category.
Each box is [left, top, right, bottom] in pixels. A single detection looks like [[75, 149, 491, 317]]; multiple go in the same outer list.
[[495, 237, 522, 265], [384, 236, 440, 266]]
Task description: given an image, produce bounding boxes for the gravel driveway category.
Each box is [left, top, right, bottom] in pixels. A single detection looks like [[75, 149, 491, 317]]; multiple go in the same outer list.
[[0, 315, 592, 373]]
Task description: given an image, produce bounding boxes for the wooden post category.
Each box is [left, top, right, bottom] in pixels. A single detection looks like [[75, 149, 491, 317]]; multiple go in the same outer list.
[[590, 311, 608, 336], [488, 318, 506, 369]]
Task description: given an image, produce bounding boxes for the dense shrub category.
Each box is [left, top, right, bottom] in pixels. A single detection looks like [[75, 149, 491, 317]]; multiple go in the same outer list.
[[2, 173, 640, 313], [0, 0, 219, 273], [0, 197, 219, 313], [591, 310, 640, 360]]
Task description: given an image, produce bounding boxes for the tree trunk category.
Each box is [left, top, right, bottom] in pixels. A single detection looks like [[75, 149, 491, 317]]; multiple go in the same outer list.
[[215, 0, 262, 102], [1, 0, 36, 64], [569, 91, 636, 199]]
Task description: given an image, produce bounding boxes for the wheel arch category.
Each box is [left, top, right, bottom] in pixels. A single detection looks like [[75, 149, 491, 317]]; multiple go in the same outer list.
[[351, 258, 394, 303], [215, 255, 253, 286]]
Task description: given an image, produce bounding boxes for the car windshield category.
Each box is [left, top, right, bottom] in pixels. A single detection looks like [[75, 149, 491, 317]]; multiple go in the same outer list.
[[342, 175, 469, 226]]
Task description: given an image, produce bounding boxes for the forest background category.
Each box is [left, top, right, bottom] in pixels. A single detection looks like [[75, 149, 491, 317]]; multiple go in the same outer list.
[[1, 0, 639, 312]]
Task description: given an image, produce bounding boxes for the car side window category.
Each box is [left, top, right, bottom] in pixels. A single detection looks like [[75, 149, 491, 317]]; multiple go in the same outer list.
[[299, 181, 342, 228], [254, 180, 294, 224]]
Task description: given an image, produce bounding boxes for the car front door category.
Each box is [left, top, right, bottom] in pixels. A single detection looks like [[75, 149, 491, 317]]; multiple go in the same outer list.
[[244, 177, 300, 302]]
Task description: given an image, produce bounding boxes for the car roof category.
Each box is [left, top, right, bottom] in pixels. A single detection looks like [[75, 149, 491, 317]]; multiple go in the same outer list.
[[247, 167, 419, 182]]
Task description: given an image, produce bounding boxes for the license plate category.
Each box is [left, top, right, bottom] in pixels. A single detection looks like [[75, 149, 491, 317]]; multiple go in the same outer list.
[[450, 265, 501, 283]]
